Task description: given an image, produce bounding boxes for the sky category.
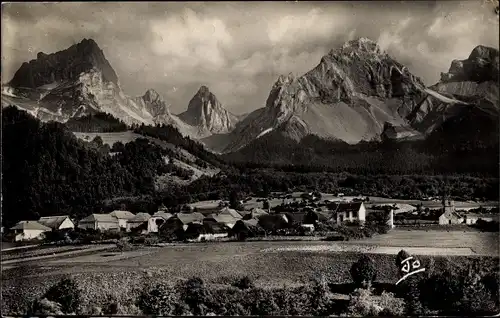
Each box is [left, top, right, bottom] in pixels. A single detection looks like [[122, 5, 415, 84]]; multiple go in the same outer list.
[[1, 1, 499, 115]]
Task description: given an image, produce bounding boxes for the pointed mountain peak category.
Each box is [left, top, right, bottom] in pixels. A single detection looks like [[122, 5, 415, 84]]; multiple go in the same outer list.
[[196, 85, 212, 98], [9, 37, 118, 88], [143, 88, 163, 103], [179, 86, 236, 135]]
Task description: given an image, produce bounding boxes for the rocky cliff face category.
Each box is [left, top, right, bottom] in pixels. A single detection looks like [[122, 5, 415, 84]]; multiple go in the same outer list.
[[178, 86, 237, 136], [406, 45, 499, 136], [224, 38, 428, 152], [1, 39, 193, 131], [9, 38, 118, 88], [440, 45, 499, 83]]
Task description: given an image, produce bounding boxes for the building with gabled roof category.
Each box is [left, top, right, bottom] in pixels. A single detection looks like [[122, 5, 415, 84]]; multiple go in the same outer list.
[[438, 200, 464, 225], [328, 202, 366, 224], [153, 211, 173, 220], [10, 221, 52, 241], [160, 212, 205, 233], [78, 214, 120, 231], [38, 215, 74, 231], [126, 212, 151, 232], [219, 207, 242, 219], [109, 210, 135, 229]]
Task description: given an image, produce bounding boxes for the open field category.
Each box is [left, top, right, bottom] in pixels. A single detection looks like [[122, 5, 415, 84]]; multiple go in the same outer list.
[[73, 131, 142, 145], [190, 193, 498, 212], [2, 232, 498, 314]]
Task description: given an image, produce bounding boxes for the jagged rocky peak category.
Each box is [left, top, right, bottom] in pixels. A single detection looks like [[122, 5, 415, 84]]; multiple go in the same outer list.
[[266, 37, 425, 111], [179, 85, 236, 134], [440, 45, 499, 83], [8, 38, 118, 88], [338, 37, 384, 55], [138, 88, 170, 117], [143, 88, 162, 103]]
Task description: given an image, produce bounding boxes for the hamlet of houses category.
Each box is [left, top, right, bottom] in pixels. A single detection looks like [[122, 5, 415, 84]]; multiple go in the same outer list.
[[7, 196, 499, 242]]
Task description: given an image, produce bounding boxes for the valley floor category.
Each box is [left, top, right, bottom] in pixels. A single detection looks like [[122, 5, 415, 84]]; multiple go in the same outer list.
[[2, 229, 498, 314]]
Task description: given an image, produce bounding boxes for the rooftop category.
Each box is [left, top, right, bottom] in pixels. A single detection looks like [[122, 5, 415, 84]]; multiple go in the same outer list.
[[10, 221, 52, 231], [38, 215, 72, 229]]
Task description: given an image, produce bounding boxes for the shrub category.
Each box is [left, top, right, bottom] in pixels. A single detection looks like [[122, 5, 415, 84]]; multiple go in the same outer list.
[[42, 277, 82, 314], [115, 237, 133, 252], [136, 283, 185, 315], [347, 288, 405, 317], [350, 255, 377, 288], [30, 298, 64, 315], [176, 277, 212, 315], [232, 276, 255, 290]]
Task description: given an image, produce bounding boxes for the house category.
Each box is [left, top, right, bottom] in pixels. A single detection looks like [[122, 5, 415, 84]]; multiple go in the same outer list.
[[230, 219, 264, 239], [438, 200, 464, 225], [153, 211, 173, 220], [146, 215, 170, 233], [257, 214, 290, 233], [464, 213, 499, 225], [126, 212, 151, 232], [109, 210, 135, 229], [303, 210, 330, 225], [205, 213, 239, 229], [38, 215, 75, 231], [240, 208, 268, 220], [185, 220, 229, 242], [328, 202, 366, 224], [78, 214, 120, 231], [219, 207, 242, 219], [10, 221, 52, 241], [161, 212, 205, 233]]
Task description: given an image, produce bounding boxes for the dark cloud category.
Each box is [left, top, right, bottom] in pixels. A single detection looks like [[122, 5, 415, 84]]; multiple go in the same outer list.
[[2, 1, 498, 114]]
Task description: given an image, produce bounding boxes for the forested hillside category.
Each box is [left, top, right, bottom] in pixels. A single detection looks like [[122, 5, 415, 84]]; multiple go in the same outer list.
[[2, 106, 169, 227], [2, 106, 498, 226], [223, 130, 498, 176], [64, 112, 128, 132]]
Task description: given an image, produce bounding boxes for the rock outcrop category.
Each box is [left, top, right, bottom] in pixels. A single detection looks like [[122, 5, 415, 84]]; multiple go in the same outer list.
[[440, 45, 499, 83], [9, 38, 118, 88], [178, 86, 238, 136], [223, 38, 428, 152]]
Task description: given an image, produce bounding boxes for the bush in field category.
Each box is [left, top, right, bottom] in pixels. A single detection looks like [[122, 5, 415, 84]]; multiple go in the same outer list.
[[42, 278, 82, 314], [176, 277, 212, 315], [346, 288, 405, 317], [232, 276, 255, 290], [136, 282, 187, 315], [458, 273, 497, 315], [350, 255, 377, 288], [30, 298, 64, 315], [115, 237, 133, 252], [247, 288, 280, 315]]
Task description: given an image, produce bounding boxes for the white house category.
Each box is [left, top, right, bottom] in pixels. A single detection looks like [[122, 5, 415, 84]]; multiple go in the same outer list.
[[329, 202, 366, 224], [10, 221, 52, 241], [38, 215, 75, 231], [438, 200, 464, 225], [78, 214, 120, 231], [109, 210, 135, 229]]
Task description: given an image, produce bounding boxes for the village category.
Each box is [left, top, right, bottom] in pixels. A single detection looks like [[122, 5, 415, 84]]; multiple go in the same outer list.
[[5, 192, 499, 244]]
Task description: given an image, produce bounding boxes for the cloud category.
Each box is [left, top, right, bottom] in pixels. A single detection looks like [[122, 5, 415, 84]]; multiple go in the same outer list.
[[1, 1, 498, 115], [149, 8, 232, 70]]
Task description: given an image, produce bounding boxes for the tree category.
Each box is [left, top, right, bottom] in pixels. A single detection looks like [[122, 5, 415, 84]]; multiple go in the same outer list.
[[111, 141, 125, 153], [229, 191, 243, 210], [350, 255, 377, 288], [263, 200, 270, 210]]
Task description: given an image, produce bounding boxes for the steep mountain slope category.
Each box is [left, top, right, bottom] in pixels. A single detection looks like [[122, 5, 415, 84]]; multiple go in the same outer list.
[[1, 39, 194, 136], [223, 38, 428, 152], [178, 86, 238, 137]]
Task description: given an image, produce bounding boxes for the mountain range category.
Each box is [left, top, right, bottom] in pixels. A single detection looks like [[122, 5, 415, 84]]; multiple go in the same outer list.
[[2, 37, 498, 154]]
